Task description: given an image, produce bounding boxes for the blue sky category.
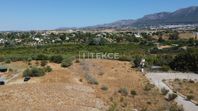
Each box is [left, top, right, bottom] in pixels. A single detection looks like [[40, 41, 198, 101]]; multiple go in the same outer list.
[[0, 0, 198, 31]]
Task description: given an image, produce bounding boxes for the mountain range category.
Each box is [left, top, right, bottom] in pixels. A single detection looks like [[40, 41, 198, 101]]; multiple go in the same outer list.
[[83, 6, 198, 29]]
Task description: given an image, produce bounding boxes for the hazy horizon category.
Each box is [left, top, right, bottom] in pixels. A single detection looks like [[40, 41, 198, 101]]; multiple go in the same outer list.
[[0, 0, 198, 31]]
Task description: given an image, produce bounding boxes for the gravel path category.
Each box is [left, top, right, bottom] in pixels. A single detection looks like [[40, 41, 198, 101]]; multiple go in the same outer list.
[[5, 72, 20, 84], [146, 72, 198, 111]]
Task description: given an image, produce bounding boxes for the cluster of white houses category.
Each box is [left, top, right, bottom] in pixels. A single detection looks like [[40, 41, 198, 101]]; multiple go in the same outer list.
[[0, 30, 197, 46]]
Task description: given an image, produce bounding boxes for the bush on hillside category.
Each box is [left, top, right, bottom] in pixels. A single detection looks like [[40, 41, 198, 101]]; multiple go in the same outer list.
[[23, 67, 45, 77], [36, 54, 49, 60], [88, 37, 109, 45], [161, 65, 171, 72], [118, 87, 128, 96], [168, 103, 184, 111], [167, 93, 178, 101], [132, 56, 142, 67], [144, 83, 155, 91], [50, 55, 63, 63], [130, 90, 137, 96], [118, 56, 131, 61], [85, 74, 99, 85], [4, 59, 11, 64], [101, 85, 108, 91], [40, 60, 48, 67], [169, 49, 198, 73], [186, 95, 194, 101], [161, 88, 169, 95], [61, 58, 73, 68], [44, 66, 52, 72], [169, 31, 179, 40]]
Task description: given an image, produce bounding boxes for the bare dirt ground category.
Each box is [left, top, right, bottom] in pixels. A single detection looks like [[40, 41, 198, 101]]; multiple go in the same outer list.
[[0, 83, 105, 111], [0, 59, 178, 111], [179, 32, 195, 39]]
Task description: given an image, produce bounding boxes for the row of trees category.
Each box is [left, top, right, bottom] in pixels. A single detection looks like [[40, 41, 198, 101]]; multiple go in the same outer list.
[[132, 48, 198, 73]]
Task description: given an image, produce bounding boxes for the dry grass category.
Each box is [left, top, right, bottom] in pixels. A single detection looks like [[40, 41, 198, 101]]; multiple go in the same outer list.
[[74, 59, 176, 111], [0, 83, 105, 111], [0, 59, 178, 111], [179, 32, 195, 39], [168, 79, 198, 102]]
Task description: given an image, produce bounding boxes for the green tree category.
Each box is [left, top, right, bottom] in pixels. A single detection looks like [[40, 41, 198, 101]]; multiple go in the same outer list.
[[169, 31, 179, 40], [50, 55, 63, 63], [170, 49, 198, 73]]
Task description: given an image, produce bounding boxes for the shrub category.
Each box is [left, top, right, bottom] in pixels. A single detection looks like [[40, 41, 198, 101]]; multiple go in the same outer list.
[[118, 56, 131, 61], [27, 57, 32, 62], [0, 57, 5, 62], [167, 93, 178, 101], [23, 68, 31, 77], [5, 59, 11, 64], [23, 67, 45, 77], [186, 95, 194, 101], [130, 90, 137, 96], [28, 62, 32, 66], [9, 68, 13, 72], [101, 85, 108, 91], [40, 60, 48, 67], [108, 102, 118, 111], [144, 83, 155, 91], [133, 56, 142, 67], [188, 79, 195, 83], [161, 88, 169, 95], [50, 55, 63, 63], [161, 65, 171, 72], [44, 66, 52, 72], [36, 54, 48, 60], [8, 56, 28, 62], [61, 58, 72, 68], [85, 74, 99, 85], [88, 37, 108, 45], [168, 103, 184, 111], [75, 59, 80, 63], [79, 78, 83, 82], [169, 31, 179, 40], [35, 61, 39, 66], [118, 87, 128, 96]]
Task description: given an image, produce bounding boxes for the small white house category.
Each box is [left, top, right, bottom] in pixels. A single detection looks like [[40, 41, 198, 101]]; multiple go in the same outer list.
[[0, 39, 5, 44], [134, 33, 142, 38]]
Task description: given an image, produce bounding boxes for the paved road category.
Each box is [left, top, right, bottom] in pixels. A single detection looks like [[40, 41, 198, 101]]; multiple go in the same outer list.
[[146, 72, 198, 111]]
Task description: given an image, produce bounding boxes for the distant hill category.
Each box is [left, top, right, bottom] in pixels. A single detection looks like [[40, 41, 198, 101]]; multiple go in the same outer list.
[[85, 20, 135, 29], [83, 6, 198, 29], [133, 6, 198, 27]]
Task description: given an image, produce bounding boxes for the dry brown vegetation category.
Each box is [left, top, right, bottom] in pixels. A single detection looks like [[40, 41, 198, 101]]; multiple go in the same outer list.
[[179, 32, 195, 39], [168, 79, 198, 102], [0, 59, 179, 111]]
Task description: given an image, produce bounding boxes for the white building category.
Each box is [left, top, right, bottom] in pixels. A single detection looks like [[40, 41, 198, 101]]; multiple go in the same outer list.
[[134, 33, 142, 38]]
